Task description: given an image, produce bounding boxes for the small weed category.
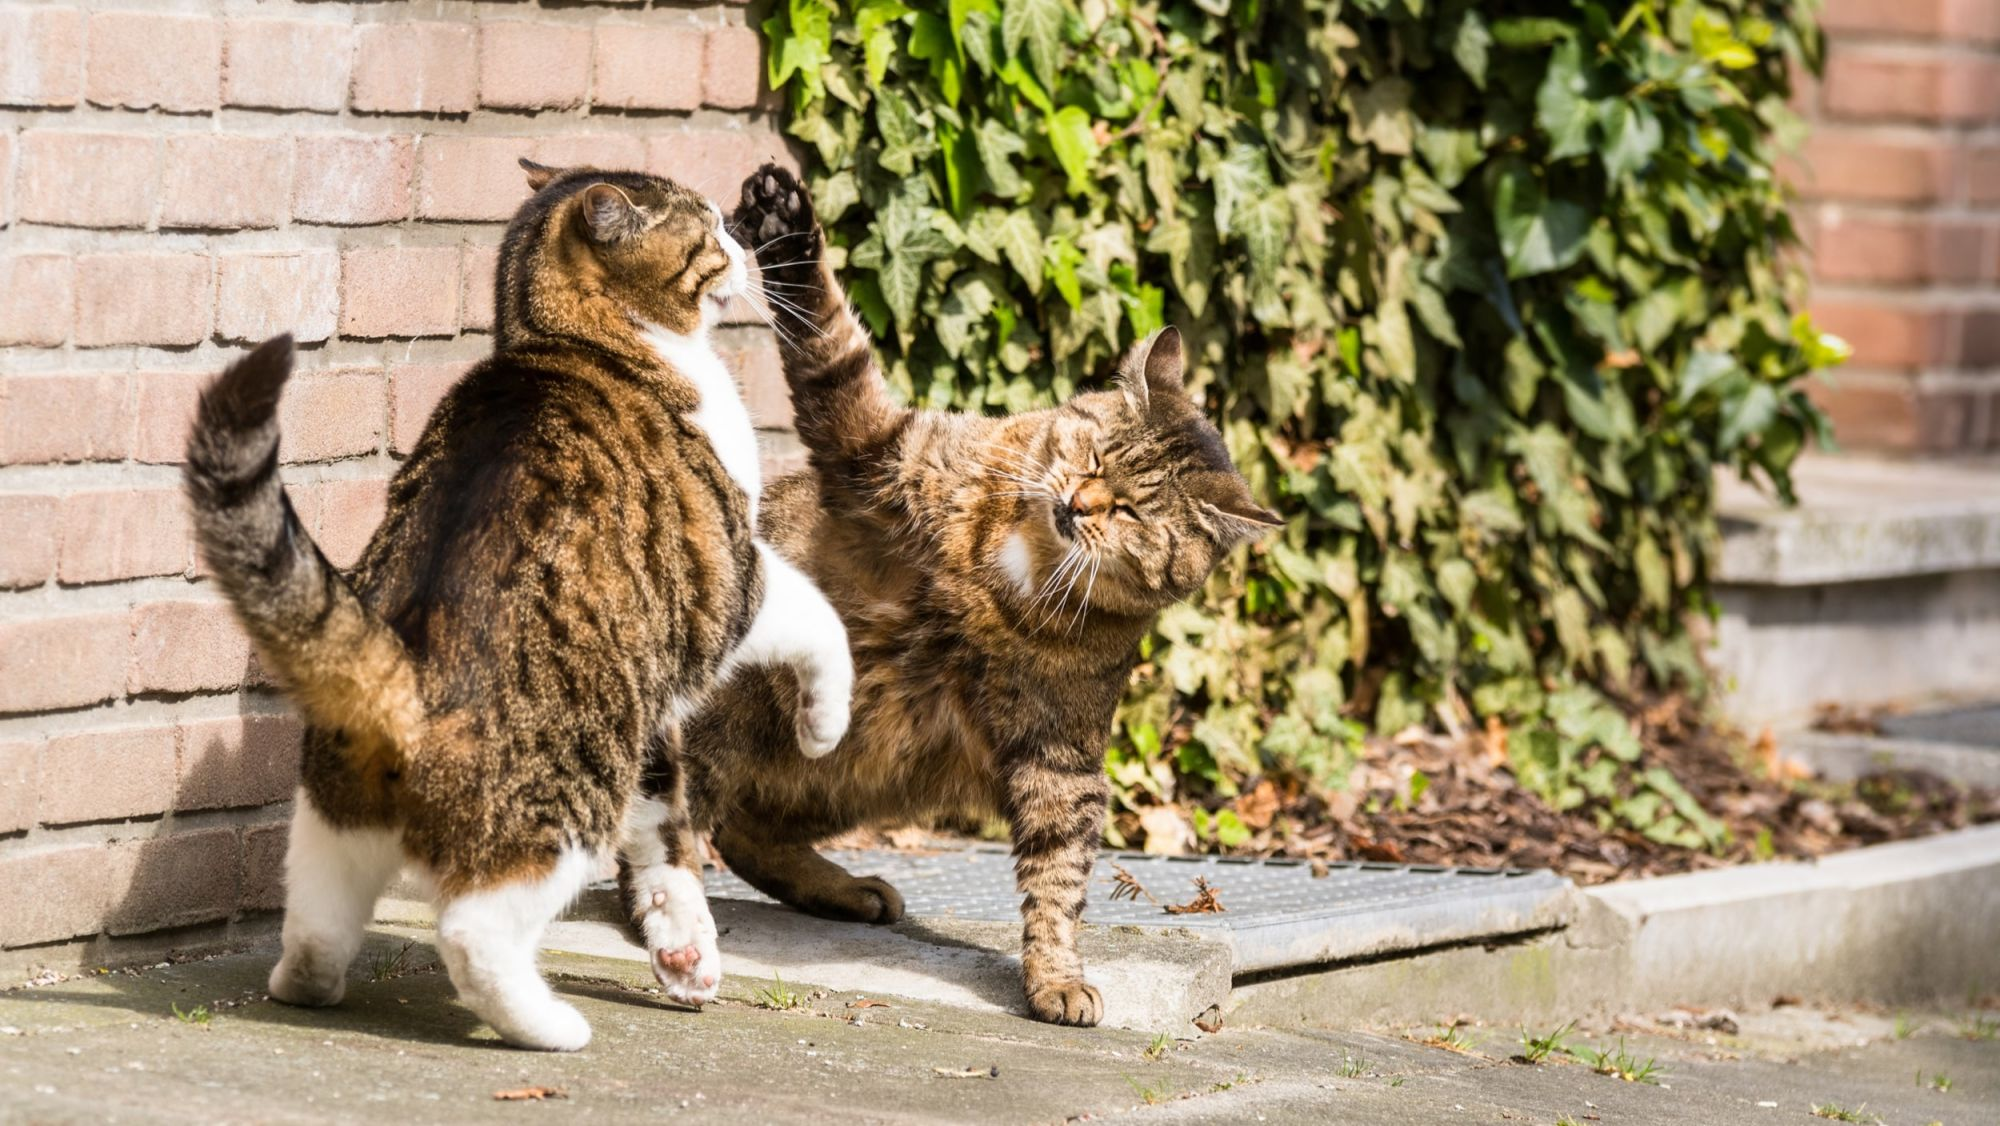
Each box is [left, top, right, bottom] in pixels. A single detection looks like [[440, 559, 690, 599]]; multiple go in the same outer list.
[[1519, 1021, 1575, 1064], [1960, 1014, 1999, 1041], [1122, 1075, 1167, 1106], [1915, 1069, 1953, 1093], [1555, 1118, 1582, 1126], [367, 940, 421, 983], [1579, 1039, 1661, 1084], [1206, 1073, 1248, 1093], [171, 1002, 211, 1026], [1892, 1013, 1915, 1040], [754, 973, 802, 1011], [1387, 1075, 1406, 1088], [1421, 1024, 1474, 1052], [1334, 1054, 1369, 1078], [1809, 1103, 1880, 1123], [1143, 1032, 1171, 1061]]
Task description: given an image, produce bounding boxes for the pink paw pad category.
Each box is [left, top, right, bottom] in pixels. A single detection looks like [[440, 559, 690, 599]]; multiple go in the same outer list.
[[656, 944, 701, 973]]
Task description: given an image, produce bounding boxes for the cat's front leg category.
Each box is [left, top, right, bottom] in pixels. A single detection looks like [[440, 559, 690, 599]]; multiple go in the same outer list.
[[618, 744, 722, 1008], [727, 542, 852, 758], [1002, 752, 1110, 1026]]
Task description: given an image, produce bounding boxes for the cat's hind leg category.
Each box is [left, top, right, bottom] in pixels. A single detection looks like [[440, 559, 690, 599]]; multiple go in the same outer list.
[[728, 543, 852, 759], [617, 756, 721, 1007], [713, 818, 904, 924], [268, 792, 403, 1007], [432, 847, 595, 1051]]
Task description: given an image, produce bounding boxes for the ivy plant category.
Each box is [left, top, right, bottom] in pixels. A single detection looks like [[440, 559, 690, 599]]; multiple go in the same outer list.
[[763, 0, 1843, 852]]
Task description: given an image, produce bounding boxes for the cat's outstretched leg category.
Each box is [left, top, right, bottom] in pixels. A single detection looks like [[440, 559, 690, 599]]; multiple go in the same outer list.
[[617, 744, 721, 1007], [727, 543, 852, 758], [712, 818, 904, 924], [268, 792, 403, 1007], [432, 848, 595, 1051], [1003, 753, 1109, 1027]]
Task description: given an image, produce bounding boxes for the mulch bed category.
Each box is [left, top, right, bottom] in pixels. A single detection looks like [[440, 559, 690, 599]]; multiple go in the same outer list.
[[1190, 695, 2000, 884]]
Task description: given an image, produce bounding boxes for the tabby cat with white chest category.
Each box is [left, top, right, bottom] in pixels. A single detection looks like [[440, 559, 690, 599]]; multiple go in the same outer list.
[[184, 161, 852, 1050], [662, 166, 1281, 1027]]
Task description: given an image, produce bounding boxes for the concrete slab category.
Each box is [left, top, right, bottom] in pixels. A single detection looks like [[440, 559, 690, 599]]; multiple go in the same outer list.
[[1783, 729, 2000, 789]]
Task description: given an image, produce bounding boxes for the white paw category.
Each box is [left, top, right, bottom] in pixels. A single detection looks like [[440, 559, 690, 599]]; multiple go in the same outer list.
[[634, 868, 722, 1007], [794, 686, 849, 758], [495, 998, 593, 1052], [268, 950, 345, 1007], [654, 927, 722, 1008]]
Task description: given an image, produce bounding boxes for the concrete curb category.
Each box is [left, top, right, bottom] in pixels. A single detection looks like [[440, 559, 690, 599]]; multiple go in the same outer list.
[[1782, 728, 2000, 789], [1231, 823, 2000, 1029]]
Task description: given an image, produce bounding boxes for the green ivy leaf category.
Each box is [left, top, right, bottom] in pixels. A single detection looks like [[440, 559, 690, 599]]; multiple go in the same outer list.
[[1601, 101, 1664, 179], [974, 119, 1029, 197], [1493, 161, 1589, 278], [1001, 0, 1065, 90], [1535, 39, 1593, 161], [965, 207, 1044, 294], [1046, 105, 1099, 193]]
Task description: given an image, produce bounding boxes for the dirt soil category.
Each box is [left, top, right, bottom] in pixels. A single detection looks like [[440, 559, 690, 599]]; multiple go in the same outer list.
[[1208, 694, 2000, 884]]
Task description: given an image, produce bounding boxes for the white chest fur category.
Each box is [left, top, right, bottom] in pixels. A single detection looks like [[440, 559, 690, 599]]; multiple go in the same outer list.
[[639, 322, 761, 519]]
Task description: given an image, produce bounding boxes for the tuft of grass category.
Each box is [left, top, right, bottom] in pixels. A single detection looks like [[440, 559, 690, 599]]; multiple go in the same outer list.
[[1387, 1075, 1406, 1088], [1421, 1024, 1474, 1052], [1960, 1014, 1999, 1041], [1206, 1073, 1248, 1093], [1143, 1032, 1171, 1061], [1519, 1021, 1575, 1064], [1915, 1069, 1953, 1093], [754, 973, 802, 1011], [1892, 1013, 1915, 1040], [171, 1002, 211, 1026], [367, 940, 421, 983], [1578, 1039, 1661, 1084], [1122, 1075, 1167, 1106], [1810, 1102, 1880, 1123], [1555, 1118, 1582, 1126], [1334, 1054, 1370, 1078]]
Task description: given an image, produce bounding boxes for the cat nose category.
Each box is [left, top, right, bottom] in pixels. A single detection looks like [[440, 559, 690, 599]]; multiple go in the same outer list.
[[1069, 479, 1113, 515]]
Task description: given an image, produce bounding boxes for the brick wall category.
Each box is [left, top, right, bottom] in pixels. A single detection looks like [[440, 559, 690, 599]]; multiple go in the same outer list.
[[1791, 0, 2000, 454], [0, 0, 797, 973]]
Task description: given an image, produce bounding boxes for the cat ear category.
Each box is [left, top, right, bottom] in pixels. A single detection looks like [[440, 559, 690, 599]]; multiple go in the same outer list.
[[1118, 326, 1187, 415], [580, 183, 643, 243], [519, 158, 565, 192], [1202, 488, 1284, 545]]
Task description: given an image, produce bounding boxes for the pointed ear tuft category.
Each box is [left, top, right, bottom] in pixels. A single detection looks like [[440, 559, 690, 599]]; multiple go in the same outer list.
[[519, 158, 565, 192], [580, 182, 642, 243], [1204, 492, 1284, 546], [1117, 326, 1189, 415]]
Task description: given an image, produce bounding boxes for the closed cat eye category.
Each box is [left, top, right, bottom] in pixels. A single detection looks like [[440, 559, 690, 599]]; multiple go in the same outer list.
[[1112, 502, 1137, 518]]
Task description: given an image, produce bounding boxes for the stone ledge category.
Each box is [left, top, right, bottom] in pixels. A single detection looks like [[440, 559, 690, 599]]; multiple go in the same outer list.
[[1715, 454, 2000, 586]]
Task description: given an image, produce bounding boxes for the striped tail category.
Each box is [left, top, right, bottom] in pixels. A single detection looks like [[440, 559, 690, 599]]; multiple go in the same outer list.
[[183, 335, 422, 782]]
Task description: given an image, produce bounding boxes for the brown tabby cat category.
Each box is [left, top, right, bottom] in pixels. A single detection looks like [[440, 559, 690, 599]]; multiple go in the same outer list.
[[183, 161, 853, 1051], [663, 166, 1281, 1027]]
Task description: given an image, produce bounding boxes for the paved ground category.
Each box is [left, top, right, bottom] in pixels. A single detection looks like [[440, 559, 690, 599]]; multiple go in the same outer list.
[[2, 931, 1994, 1124]]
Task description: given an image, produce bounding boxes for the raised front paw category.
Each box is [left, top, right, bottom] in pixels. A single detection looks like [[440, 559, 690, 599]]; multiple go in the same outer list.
[[733, 163, 821, 278], [793, 677, 850, 759], [1025, 979, 1104, 1027]]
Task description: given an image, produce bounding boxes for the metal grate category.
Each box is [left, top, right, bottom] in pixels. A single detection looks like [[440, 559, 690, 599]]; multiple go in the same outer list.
[[701, 845, 1572, 974]]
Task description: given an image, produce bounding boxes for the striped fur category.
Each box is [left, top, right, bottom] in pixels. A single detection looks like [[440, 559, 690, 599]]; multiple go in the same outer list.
[[670, 166, 1281, 1027], [183, 162, 845, 1050]]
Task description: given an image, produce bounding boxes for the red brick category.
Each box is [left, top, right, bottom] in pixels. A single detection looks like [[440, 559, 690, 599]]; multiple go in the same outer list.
[[0, 611, 129, 714], [1964, 310, 2000, 369], [131, 370, 208, 465], [128, 599, 252, 696], [58, 488, 190, 584], [74, 253, 213, 347], [0, 494, 55, 589], [730, 334, 792, 428], [461, 242, 498, 333], [1972, 146, 2000, 207], [1823, 47, 2000, 124], [1810, 300, 1955, 371], [106, 827, 239, 936], [0, 130, 13, 226], [178, 714, 301, 812], [242, 821, 289, 911], [531, 134, 647, 174], [278, 367, 385, 462], [0, 253, 72, 346], [1812, 374, 1920, 453], [480, 22, 592, 111], [310, 477, 388, 568], [1786, 130, 1958, 204], [415, 135, 533, 221], [0, 371, 129, 463], [0, 845, 112, 944], [338, 245, 459, 338], [646, 129, 794, 197], [215, 250, 340, 345], [161, 134, 291, 230], [0, 7, 85, 107], [17, 131, 157, 228], [592, 26, 704, 112], [390, 361, 468, 453], [0, 740, 33, 834], [37, 724, 177, 825], [292, 134, 414, 225], [1809, 211, 1998, 286], [350, 22, 477, 115], [1917, 387, 1980, 452], [703, 26, 764, 110], [223, 18, 352, 112], [85, 11, 222, 113], [1822, 0, 2000, 42]]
